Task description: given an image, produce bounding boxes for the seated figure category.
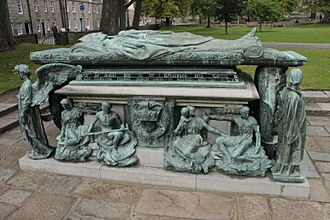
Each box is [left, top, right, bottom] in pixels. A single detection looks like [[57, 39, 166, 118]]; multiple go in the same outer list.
[[89, 102, 138, 167], [55, 99, 92, 161], [210, 106, 271, 176], [165, 106, 223, 174]]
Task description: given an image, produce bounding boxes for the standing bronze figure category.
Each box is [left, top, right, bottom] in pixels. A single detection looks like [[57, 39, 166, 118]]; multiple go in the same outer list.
[[272, 69, 306, 182], [15, 64, 53, 159]]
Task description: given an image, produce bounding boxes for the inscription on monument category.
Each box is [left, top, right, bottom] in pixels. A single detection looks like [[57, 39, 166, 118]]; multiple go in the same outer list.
[[81, 70, 240, 83]]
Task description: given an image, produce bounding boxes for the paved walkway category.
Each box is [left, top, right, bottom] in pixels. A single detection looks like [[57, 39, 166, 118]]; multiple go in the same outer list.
[[1, 118, 330, 219]]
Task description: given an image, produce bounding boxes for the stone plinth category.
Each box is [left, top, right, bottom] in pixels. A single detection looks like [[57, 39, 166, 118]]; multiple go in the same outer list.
[[19, 155, 310, 198]]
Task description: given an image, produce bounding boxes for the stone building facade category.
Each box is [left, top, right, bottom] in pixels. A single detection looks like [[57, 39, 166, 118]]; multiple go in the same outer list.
[[65, 0, 102, 32], [8, 0, 33, 36], [28, 0, 64, 36]]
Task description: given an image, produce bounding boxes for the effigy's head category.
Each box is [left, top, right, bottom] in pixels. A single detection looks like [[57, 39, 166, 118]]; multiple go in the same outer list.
[[14, 64, 31, 79], [240, 106, 250, 119], [288, 69, 303, 86]]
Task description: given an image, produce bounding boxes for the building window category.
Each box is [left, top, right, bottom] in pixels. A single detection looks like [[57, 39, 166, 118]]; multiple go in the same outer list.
[[17, 0, 23, 14], [50, 0, 55, 12], [18, 23, 23, 35], [43, 0, 48, 12], [34, 0, 39, 12], [88, 3, 91, 13], [86, 18, 90, 29], [46, 20, 50, 31], [73, 18, 77, 29], [72, 2, 75, 13], [37, 19, 41, 32], [96, 5, 99, 14]]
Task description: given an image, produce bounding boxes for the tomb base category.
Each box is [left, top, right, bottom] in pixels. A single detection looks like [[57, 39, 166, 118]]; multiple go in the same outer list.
[[19, 154, 310, 199]]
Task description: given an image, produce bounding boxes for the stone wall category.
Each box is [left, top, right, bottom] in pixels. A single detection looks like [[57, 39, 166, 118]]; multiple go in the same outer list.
[[14, 34, 38, 44]]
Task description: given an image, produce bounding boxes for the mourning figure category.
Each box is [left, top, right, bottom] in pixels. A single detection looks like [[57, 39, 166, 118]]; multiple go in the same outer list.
[[210, 106, 271, 176], [55, 99, 92, 161], [89, 102, 138, 166], [164, 106, 223, 173], [272, 69, 306, 182], [15, 64, 53, 160]]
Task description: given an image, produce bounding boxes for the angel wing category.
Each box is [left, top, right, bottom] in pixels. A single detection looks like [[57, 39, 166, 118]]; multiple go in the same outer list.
[[31, 63, 82, 106]]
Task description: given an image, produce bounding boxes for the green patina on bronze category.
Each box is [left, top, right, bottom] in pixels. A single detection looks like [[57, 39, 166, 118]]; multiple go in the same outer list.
[[89, 102, 138, 167], [55, 98, 92, 161], [15, 63, 81, 160], [16, 29, 308, 182], [271, 69, 306, 183], [210, 106, 271, 176]]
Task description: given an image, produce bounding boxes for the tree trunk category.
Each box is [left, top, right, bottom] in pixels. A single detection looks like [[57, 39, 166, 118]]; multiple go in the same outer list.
[[207, 16, 211, 28], [258, 22, 262, 32], [0, 0, 16, 51], [225, 20, 228, 34], [165, 17, 170, 26], [100, 0, 120, 35], [132, 0, 142, 29], [119, 0, 126, 31]]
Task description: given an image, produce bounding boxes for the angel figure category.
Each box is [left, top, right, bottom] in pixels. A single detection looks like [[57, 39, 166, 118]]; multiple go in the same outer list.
[[15, 63, 82, 160]]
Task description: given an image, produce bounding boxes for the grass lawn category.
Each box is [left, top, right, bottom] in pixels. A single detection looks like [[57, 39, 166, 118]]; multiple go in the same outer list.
[[0, 43, 66, 94], [160, 23, 330, 43], [239, 49, 330, 89]]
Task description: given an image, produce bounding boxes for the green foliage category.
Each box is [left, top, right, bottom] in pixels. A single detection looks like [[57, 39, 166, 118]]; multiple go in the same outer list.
[[177, 0, 191, 17], [214, 0, 244, 33], [142, 0, 180, 19], [279, 0, 299, 14], [302, 0, 330, 13], [246, 0, 282, 22], [191, 0, 217, 18]]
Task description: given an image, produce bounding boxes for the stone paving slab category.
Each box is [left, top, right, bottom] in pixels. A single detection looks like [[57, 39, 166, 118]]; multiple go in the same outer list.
[[315, 162, 330, 173], [6, 192, 76, 220], [307, 116, 330, 126], [72, 179, 143, 204], [309, 179, 330, 203], [19, 155, 311, 198], [236, 195, 269, 220], [305, 136, 322, 152], [301, 151, 320, 178], [134, 188, 236, 220], [308, 151, 330, 162], [66, 198, 133, 219], [307, 126, 329, 137], [39, 175, 82, 195], [326, 126, 330, 134], [6, 170, 56, 191], [314, 137, 330, 153], [0, 168, 17, 183], [0, 203, 17, 220], [270, 198, 329, 220], [0, 189, 32, 206]]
